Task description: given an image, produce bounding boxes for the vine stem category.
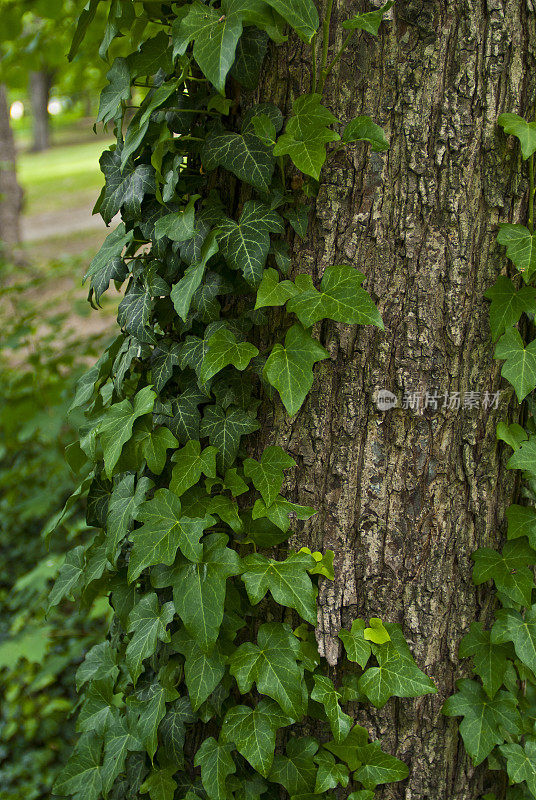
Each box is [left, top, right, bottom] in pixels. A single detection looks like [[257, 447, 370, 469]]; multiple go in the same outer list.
[[311, 33, 318, 93], [323, 30, 354, 81], [530, 153, 534, 234], [317, 0, 335, 95]]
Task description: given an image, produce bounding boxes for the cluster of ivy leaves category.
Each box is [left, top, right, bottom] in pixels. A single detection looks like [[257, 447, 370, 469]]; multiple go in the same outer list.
[[50, 2, 438, 799], [444, 113, 536, 800]]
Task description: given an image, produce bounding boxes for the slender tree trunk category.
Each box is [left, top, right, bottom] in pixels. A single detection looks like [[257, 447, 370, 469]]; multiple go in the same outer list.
[[29, 70, 52, 152], [256, 2, 536, 797], [0, 84, 22, 253]]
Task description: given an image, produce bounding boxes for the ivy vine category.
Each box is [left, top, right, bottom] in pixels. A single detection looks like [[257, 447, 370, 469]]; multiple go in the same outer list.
[[445, 112, 536, 800], [50, 2, 437, 799]]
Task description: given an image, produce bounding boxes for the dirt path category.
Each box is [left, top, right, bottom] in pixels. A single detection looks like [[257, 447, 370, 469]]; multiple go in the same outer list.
[[21, 203, 109, 242]]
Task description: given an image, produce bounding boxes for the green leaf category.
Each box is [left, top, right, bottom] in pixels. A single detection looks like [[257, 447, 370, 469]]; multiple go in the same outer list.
[[84, 223, 133, 304], [507, 436, 536, 476], [313, 749, 349, 792], [141, 768, 178, 800], [53, 732, 102, 800], [126, 593, 175, 684], [353, 742, 409, 790], [262, 0, 319, 42], [241, 551, 317, 623], [200, 404, 260, 470], [194, 738, 236, 800], [485, 277, 536, 341], [268, 737, 318, 794], [255, 268, 300, 309], [492, 605, 536, 672], [287, 267, 383, 328], [159, 698, 194, 768], [48, 546, 85, 607], [68, 0, 100, 60], [154, 201, 196, 242], [497, 224, 536, 282], [221, 699, 293, 776], [498, 113, 536, 160], [99, 149, 156, 225], [76, 642, 119, 691], [500, 741, 536, 797], [128, 681, 169, 760], [127, 31, 173, 78], [165, 533, 241, 651], [443, 679, 521, 765], [497, 421, 527, 451], [274, 94, 340, 179], [129, 488, 215, 581], [342, 116, 389, 151], [311, 675, 352, 742], [243, 445, 296, 506], [200, 328, 259, 382], [459, 622, 511, 699], [172, 629, 226, 710], [323, 725, 370, 770], [342, 1, 393, 34], [98, 385, 156, 477], [495, 327, 536, 401], [97, 58, 131, 125], [106, 475, 153, 559], [170, 440, 218, 496], [135, 424, 179, 475], [218, 200, 285, 286], [230, 27, 269, 89], [507, 504, 536, 547], [472, 539, 536, 606], [203, 131, 276, 192], [77, 677, 117, 735], [117, 282, 155, 344], [230, 622, 306, 716], [102, 718, 142, 795], [264, 324, 329, 416], [251, 496, 316, 532], [171, 231, 219, 321]]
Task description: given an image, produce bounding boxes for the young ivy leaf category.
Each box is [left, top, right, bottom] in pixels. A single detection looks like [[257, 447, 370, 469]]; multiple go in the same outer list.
[[287, 266, 384, 328], [507, 435, 536, 477], [485, 276, 536, 341], [274, 93, 340, 180], [194, 738, 236, 800], [311, 675, 352, 743], [229, 622, 306, 717], [170, 440, 218, 497], [507, 504, 536, 546], [494, 327, 536, 401], [264, 324, 329, 416], [243, 445, 296, 507], [498, 113, 536, 160], [221, 699, 293, 777], [200, 328, 259, 382], [363, 618, 391, 644], [339, 620, 372, 669], [125, 593, 175, 685], [497, 421, 527, 451], [98, 385, 156, 477], [240, 551, 317, 623], [497, 224, 536, 282], [472, 539, 536, 606], [255, 267, 300, 309], [323, 724, 370, 770], [342, 116, 389, 151], [342, 0, 393, 34]]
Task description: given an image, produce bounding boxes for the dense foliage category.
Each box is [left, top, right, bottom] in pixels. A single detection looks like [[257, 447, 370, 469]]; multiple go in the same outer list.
[[445, 114, 536, 799]]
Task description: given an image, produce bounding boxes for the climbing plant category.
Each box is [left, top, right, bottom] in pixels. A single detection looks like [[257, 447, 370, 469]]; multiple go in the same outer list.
[[444, 112, 536, 799], [50, 2, 437, 799]]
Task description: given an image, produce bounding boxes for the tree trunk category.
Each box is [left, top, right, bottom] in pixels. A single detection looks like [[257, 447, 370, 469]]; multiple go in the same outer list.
[[29, 70, 52, 152], [257, 2, 535, 798], [0, 84, 22, 252]]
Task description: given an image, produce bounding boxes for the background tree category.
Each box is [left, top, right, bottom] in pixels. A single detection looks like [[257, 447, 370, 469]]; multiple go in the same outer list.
[[0, 83, 22, 251]]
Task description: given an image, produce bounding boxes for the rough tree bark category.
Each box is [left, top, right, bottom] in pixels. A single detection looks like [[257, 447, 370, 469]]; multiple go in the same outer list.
[[256, 1, 536, 798], [29, 70, 52, 152], [0, 84, 22, 252]]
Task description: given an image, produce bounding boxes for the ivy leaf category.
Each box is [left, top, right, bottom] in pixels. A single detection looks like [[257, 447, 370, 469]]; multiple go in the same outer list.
[[498, 113, 536, 160], [84, 222, 133, 303], [128, 681, 169, 760], [313, 749, 349, 793], [342, 1, 393, 34], [126, 593, 175, 684], [442, 679, 522, 765], [264, 324, 329, 416], [507, 436, 536, 476], [167, 533, 241, 651], [324, 725, 370, 770], [221, 699, 293, 776], [497, 224, 536, 282], [494, 327, 536, 401], [48, 546, 85, 608], [202, 131, 276, 192], [172, 629, 226, 710], [255, 268, 300, 309], [194, 738, 236, 800], [311, 675, 352, 742], [364, 618, 391, 644], [507, 504, 536, 547], [97, 57, 131, 125], [459, 622, 511, 699], [472, 539, 536, 606], [170, 386, 205, 444], [99, 149, 156, 225], [218, 200, 285, 286], [240, 551, 317, 623], [200, 404, 260, 470], [500, 741, 536, 796], [485, 277, 536, 341], [230, 622, 306, 717], [262, 0, 319, 42], [159, 698, 194, 768], [268, 737, 318, 794], [118, 282, 155, 344], [230, 27, 269, 89], [106, 475, 153, 559], [68, 0, 100, 60], [129, 488, 215, 580], [171, 231, 219, 321], [102, 718, 142, 796], [251, 496, 316, 532], [274, 93, 340, 179], [358, 628, 436, 707], [342, 116, 389, 151], [141, 768, 177, 800], [491, 605, 536, 673], [127, 31, 173, 78], [154, 201, 196, 242], [170, 441, 218, 497], [77, 677, 118, 735], [76, 641, 119, 691], [98, 386, 157, 477], [353, 742, 409, 790], [173, 2, 243, 94], [287, 266, 383, 328], [53, 731, 102, 800], [200, 328, 259, 382], [497, 421, 527, 452], [243, 445, 296, 506], [135, 423, 179, 475]]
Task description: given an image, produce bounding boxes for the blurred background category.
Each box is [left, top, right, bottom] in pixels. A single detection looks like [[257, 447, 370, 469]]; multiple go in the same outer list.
[[0, 2, 119, 797]]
